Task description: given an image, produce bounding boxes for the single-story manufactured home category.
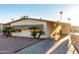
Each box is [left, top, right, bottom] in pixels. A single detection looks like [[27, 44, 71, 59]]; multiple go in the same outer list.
[[3, 16, 71, 38]]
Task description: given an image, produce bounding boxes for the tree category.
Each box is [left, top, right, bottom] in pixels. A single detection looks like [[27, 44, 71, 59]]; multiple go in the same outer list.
[[37, 30, 45, 39], [2, 27, 15, 37], [29, 26, 45, 39], [29, 26, 39, 39]]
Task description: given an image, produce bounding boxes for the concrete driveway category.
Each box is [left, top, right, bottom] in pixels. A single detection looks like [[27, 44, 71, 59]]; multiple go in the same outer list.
[[0, 35, 43, 54], [16, 39, 55, 54]]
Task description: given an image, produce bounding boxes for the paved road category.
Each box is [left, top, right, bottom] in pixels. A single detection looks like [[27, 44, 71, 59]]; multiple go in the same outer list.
[[0, 36, 42, 54]]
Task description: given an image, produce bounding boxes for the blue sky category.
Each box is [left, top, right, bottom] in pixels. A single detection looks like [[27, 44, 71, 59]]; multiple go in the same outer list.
[[0, 4, 78, 25]]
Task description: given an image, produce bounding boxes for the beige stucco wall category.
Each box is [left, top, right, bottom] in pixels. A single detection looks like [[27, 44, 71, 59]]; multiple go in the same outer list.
[[47, 22, 71, 36], [12, 30, 48, 38], [0, 24, 2, 30], [12, 30, 31, 37], [47, 21, 56, 36], [11, 19, 48, 38], [0, 24, 4, 30]]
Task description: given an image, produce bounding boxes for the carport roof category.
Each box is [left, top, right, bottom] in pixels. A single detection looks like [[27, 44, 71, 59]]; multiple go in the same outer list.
[[11, 24, 43, 30]]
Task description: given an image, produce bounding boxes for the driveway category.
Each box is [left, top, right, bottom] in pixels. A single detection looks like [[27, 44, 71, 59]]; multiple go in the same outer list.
[[16, 39, 55, 54], [0, 35, 43, 54]]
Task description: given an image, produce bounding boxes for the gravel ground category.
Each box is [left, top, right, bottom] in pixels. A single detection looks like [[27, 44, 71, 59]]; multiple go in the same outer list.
[[71, 34, 79, 52], [0, 36, 43, 54]]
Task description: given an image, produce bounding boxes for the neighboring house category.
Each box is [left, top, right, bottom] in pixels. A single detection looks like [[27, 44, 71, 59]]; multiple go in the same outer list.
[[0, 23, 5, 30], [0, 23, 5, 35], [4, 17, 71, 38]]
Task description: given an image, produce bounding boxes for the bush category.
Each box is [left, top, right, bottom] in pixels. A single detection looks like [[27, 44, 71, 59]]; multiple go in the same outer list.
[[2, 27, 15, 37], [29, 26, 45, 39]]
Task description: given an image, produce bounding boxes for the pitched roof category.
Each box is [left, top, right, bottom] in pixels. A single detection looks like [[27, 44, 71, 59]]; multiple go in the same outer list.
[[5, 17, 57, 24], [5, 17, 70, 25]]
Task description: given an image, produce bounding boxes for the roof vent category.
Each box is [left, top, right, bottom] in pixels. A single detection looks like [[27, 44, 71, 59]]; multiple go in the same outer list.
[[11, 18, 15, 21], [26, 16, 28, 18], [21, 16, 28, 19]]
